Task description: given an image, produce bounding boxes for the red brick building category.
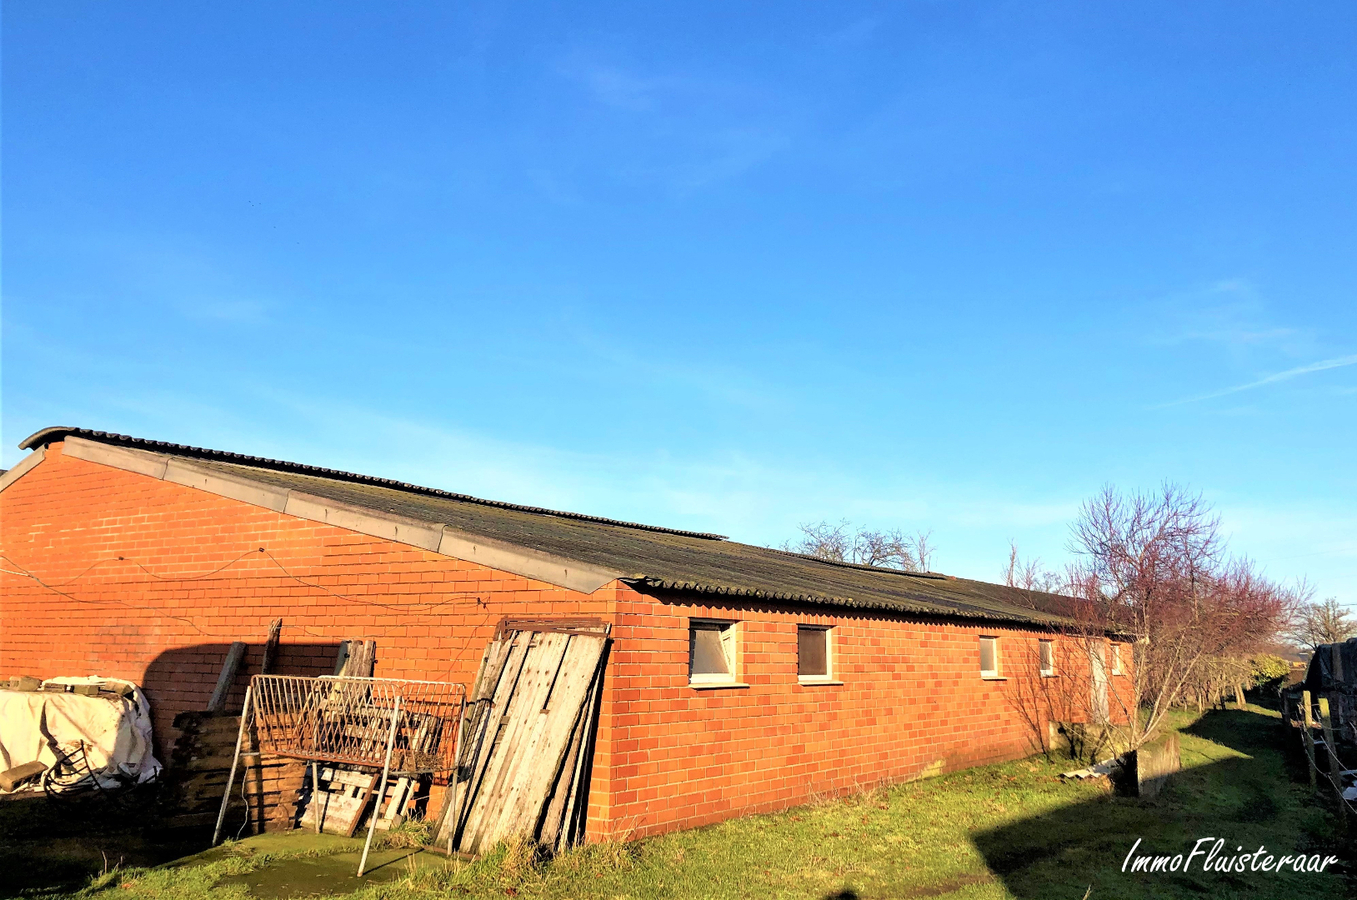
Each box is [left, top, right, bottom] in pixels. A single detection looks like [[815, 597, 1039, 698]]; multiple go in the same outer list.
[[1, 427, 1131, 839]]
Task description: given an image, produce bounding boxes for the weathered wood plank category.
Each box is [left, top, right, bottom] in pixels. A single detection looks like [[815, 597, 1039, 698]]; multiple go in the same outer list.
[[472, 632, 574, 848], [437, 624, 609, 855], [299, 770, 378, 835], [543, 636, 605, 851], [461, 631, 562, 853], [207, 642, 248, 714], [564, 659, 606, 849], [376, 776, 413, 830], [261, 619, 283, 675], [445, 630, 533, 848], [542, 656, 604, 851], [488, 634, 605, 846]]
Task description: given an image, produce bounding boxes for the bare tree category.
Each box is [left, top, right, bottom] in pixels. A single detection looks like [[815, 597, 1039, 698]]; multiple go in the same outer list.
[[1289, 596, 1355, 650], [913, 530, 935, 573], [1002, 540, 1067, 595], [1064, 484, 1295, 749], [788, 520, 854, 563], [784, 520, 930, 572]]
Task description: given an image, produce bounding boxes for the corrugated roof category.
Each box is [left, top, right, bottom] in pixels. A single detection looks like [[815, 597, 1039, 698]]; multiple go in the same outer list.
[[20, 426, 723, 539], [22, 426, 1071, 627]]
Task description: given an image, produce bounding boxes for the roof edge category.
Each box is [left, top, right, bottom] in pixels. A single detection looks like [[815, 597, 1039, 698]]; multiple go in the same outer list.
[[19, 426, 77, 451], [21, 426, 727, 541], [0, 446, 47, 494]]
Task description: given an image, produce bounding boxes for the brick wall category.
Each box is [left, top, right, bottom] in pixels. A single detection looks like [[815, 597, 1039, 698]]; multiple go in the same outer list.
[[1, 440, 1131, 842], [596, 591, 1133, 839]]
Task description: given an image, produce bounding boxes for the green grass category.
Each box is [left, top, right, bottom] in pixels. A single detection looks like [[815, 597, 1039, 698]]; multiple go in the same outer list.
[[14, 706, 1350, 900]]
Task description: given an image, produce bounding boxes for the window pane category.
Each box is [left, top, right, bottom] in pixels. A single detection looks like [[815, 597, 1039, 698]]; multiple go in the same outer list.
[[980, 638, 997, 674], [691, 625, 731, 675], [798, 627, 828, 677], [1039, 640, 1053, 672]]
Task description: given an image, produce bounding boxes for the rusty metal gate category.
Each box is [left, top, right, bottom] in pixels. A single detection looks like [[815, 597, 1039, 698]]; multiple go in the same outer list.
[[212, 674, 465, 876]]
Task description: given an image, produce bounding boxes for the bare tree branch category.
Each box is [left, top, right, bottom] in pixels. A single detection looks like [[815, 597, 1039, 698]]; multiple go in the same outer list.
[[784, 520, 926, 572]]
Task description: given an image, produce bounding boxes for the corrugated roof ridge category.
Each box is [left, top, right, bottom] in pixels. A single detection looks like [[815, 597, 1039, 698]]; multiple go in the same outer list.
[[623, 575, 1061, 625], [19, 426, 728, 541], [760, 545, 954, 580]]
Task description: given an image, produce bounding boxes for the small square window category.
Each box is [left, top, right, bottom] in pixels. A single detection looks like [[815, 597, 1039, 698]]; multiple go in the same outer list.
[[689, 620, 737, 684], [1039, 639, 1056, 677], [1111, 642, 1123, 675], [798, 626, 832, 682], [979, 636, 1000, 678]]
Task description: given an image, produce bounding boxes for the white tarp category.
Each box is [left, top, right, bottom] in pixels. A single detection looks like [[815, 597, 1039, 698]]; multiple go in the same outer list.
[[0, 676, 161, 792]]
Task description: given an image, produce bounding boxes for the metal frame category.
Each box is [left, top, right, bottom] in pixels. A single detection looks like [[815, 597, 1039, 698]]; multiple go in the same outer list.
[[211, 675, 465, 877]]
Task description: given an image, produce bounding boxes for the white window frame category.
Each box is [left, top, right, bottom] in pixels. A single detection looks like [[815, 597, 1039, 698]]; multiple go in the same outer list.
[[1038, 639, 1057, 677], [1111, 642, 1123, 676], [688, 619, 740, 687], [979, 636, 1001, 679], [797, 624, 836, 684]]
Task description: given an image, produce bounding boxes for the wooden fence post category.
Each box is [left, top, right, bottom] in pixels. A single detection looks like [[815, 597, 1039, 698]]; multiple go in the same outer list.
[[1318, 696, 1348, 824], [1302, 690, 1317, 790]]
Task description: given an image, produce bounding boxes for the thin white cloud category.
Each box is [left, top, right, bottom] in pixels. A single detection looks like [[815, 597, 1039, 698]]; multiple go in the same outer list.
[[1148, 279, 1309, 354], [1155, 354, 1357, 409]]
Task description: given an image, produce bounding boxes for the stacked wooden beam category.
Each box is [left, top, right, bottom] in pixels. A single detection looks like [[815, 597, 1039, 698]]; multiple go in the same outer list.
[[165, 711, 306, 832], [435, 620, 609, 856]]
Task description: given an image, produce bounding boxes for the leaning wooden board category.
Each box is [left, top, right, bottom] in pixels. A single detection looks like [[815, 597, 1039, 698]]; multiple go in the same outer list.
[[435, 621, 609, 855]]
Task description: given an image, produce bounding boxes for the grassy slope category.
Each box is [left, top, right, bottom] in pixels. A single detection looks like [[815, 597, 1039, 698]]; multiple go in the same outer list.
[[44, 706, 1349, 900]]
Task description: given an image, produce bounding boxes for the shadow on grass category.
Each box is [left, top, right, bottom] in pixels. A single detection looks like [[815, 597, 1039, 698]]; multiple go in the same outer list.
[[973, 709, 1350, 900], [0, 790, 212, 899]]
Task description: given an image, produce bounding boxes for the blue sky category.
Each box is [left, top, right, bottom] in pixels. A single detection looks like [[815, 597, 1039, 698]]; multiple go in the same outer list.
[[4, 2, 1355, 602]]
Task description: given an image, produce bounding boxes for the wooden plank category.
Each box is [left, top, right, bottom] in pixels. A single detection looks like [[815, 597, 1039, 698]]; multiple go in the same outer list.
[[495, 617, 609, 640], [1302, 690, 1318, 789], [536, 635, 605, 851], [564, 657, 607, 849], [462, 631, 570, 853], [487, 633, 606, 847], [538, 685, 588, 849], [333, 641, 351, 676], [261, 619, 283, 675], [457, 631, 540, 852], [543, 655, 605, 852], [451, 629, 533, 844], [320, 767, 380, 788], [471, 632, 574, 850], [471, 639, 516, 702], [207, 642, 248, 714], [453, 630, 539, 851], [344, 774, 378, 838], [377, 777, 413, 830], [299, 771, 378, 835]]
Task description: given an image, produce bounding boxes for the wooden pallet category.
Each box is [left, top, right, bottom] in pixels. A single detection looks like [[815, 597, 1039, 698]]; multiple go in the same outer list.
[[299, 767, 378, 837]]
